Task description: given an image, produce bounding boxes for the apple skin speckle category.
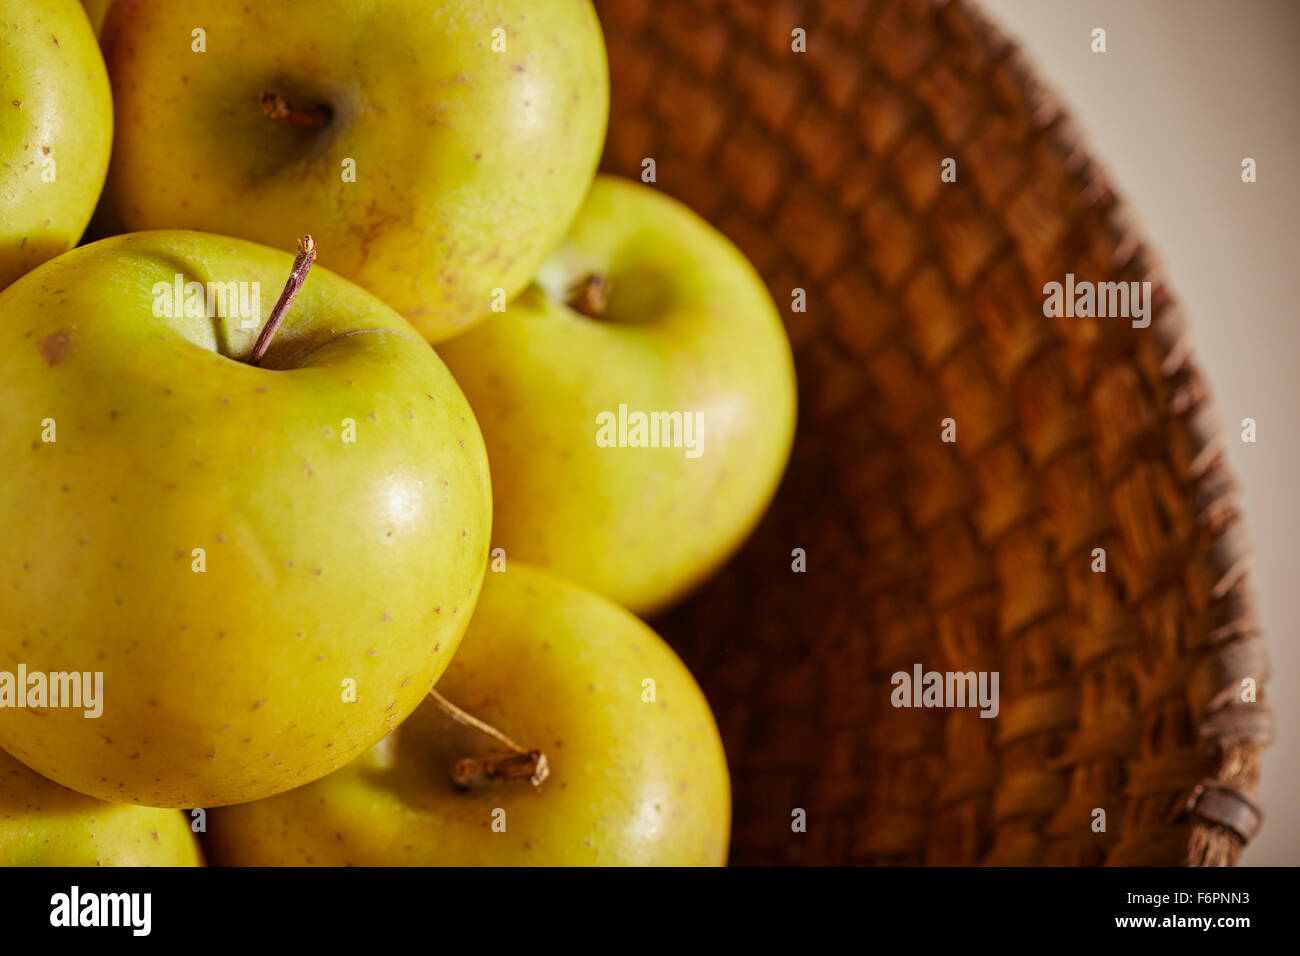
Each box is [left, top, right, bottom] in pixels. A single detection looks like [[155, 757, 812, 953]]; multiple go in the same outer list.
[[38, 330, 72, 365]]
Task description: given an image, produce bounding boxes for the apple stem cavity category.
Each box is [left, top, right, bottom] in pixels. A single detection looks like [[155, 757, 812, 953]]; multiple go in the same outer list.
[[258, 90, 331, 128], [566, 273, 609, 318], [427, 689, 550, 788], [249, 235, 317, 367]]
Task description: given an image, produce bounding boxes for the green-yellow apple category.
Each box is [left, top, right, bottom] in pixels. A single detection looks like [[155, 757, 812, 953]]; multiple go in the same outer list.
[[0, 748, 203, 865], [98, 0, 608, 342], [437, 176, 797, 616], [207, 562, 730, 865], [0, 0, 113, 290], [0, 230, 492, 808]]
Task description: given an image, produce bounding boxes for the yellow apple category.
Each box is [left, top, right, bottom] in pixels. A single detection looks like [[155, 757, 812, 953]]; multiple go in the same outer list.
[[437, 176, 797, 615], [99, 0, 608, 342], [0, 231, 491, 808], [0, 748, 202, 865], [0, 0, 113, 289], [207, 563, 731, 865]]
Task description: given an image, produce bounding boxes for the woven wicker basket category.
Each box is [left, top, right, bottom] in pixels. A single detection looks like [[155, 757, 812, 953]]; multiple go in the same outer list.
[[593, 0, 1273, 865]]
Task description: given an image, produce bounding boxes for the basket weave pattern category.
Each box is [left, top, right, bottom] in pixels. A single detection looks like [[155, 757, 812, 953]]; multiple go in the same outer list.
[[595, 0, 1272, 865]]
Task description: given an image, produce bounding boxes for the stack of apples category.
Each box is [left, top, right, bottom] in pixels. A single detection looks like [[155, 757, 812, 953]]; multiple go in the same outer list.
[[0, 0, 795, 866]]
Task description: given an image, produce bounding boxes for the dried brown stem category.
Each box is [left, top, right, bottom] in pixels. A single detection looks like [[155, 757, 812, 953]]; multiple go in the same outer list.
[[567, 273, 609, 318], [427, 688, 549, 788], [258, 90, 331, 128], [249, 236, 316, 367]]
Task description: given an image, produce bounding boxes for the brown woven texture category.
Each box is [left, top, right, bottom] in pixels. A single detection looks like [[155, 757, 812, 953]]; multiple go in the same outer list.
[[594, 0, 1273, 865]]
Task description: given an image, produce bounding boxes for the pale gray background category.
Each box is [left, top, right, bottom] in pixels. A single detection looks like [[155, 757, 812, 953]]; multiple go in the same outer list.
[[979, 0, 1299, 865]]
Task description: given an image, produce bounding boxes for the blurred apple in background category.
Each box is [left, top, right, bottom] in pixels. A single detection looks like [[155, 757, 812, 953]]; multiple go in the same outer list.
[[208, 563, 731, 865], [0, 231, 491, 808], [438, 176, 797, 616], [0, 749, 202, 865], [0, 0, 112, 289], [97, 0, 608, 341]]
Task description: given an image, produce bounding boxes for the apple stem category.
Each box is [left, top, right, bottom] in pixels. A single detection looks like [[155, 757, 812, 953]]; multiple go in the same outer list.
[[566, 273, 609, 318], [249, 236, 317, 367], [427, 689, 550, 788], [258, 90, 331, 128]]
